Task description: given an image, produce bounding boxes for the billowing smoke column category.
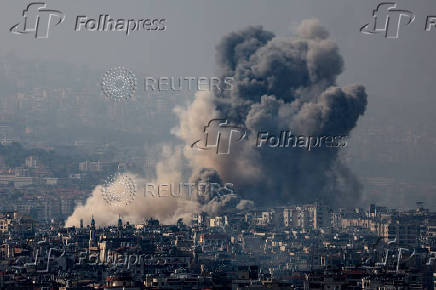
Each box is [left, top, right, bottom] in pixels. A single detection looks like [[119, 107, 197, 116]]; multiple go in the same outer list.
[[176, 19, 367, 206], [66, 19, 367, 227]]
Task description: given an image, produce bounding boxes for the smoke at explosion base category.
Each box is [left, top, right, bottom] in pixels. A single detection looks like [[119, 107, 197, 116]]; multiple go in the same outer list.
[[65, 19, 367, 227]]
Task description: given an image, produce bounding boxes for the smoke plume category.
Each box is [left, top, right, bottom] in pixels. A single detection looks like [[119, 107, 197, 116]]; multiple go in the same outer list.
[[66, 19, 367, 227]]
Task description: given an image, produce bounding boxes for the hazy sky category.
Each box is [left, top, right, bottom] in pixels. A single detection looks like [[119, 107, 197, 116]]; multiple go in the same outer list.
[[1, 0, 436, 209], [1, 0, 435, 117]]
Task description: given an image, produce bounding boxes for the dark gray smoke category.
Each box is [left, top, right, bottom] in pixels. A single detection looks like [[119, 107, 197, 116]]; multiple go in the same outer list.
[[189, 168, 253, 215], [177, 18, 367, 207], [68, 19, 367, 227]]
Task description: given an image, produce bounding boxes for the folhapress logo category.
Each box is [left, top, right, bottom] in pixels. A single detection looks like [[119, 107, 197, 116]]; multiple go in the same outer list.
[[360, 2, 415, 39], [191, 119, 247, 155], [10, 2, 65, 39], [10, 3, 167, 39]]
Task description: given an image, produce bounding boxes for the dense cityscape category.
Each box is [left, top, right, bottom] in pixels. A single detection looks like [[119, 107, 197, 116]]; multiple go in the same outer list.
[[1, 202, 436, 289], [2, 0, 436, 288], [0, 142, 435, 289], [0, 42, 435, 290]]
